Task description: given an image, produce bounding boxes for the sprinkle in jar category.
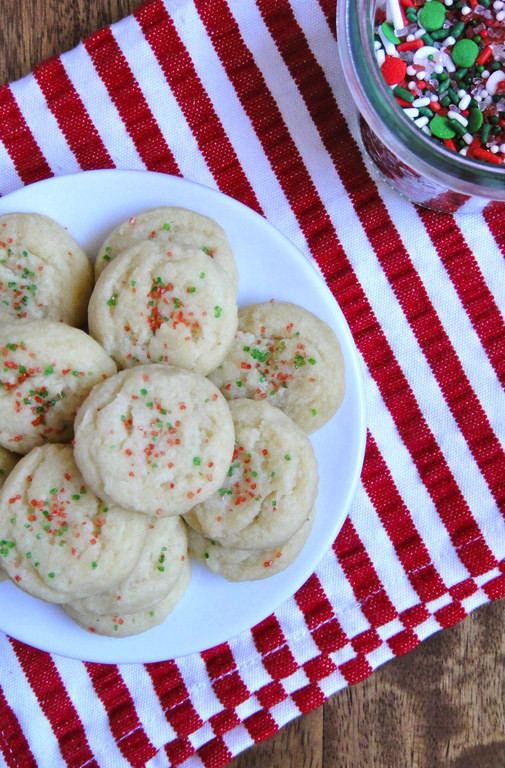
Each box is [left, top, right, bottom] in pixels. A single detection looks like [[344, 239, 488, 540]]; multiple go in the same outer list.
[[374, 0, 505, 166]]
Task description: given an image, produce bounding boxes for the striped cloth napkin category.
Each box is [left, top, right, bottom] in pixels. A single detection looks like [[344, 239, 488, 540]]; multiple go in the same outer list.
[[1, 1, 505, 766]]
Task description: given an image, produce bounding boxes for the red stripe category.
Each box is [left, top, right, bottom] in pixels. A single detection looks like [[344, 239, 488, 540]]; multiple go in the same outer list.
[[362, 433, 447, 603], [294, 573, 349, 653], [201, 643, 250, 708], [484, 202, 505, 260], [253, 0, 500, 575], [333, 518, 398, 626], [0, 85, 52, 186], [244, 709, 278, 743], [0, 687, 37, 768], [85, 663, 156, 768], [32, 56, 115, 171], [146, 660, 203, 738], [420, 209, 505, 391], [197, 736, 233, 768], [134, 1, 261, 212], [84, 26, 180, 175], [251, 615, 299, 680], [9, 639, 97, 768]]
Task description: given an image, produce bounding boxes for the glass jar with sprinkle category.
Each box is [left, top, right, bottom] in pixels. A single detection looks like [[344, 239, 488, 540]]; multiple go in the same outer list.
[[337, 0, 505, 213]]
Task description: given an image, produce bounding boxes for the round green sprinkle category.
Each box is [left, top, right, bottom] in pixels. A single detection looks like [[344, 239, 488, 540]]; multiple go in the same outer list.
[[418, 1, 445, 31], [451, 38, 479, 68], [429, 114, 456, 140]]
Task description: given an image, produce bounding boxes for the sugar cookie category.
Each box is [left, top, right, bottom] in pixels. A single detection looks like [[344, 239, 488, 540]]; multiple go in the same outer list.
[[0, 212, 93, 326], [73, 364, 235, 517], [69, 514, 188, 615], [63, 557, 191, 637], [184, 398, 318, 550], [187, 506, 315, 581], [209, 301, 346, 433], [88, 241, 238, 374], [0, 320, 117, 454], [0, 446, 19, 489], [95, 206, 239, 291], [0, 444, 150, 603]]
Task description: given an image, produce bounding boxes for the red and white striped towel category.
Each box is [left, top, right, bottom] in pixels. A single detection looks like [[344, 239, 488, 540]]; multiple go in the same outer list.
[[1, 1, 505, 766]]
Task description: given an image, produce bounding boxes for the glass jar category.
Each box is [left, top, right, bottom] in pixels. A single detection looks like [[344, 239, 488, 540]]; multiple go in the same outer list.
[[336, 0, 505, 213]]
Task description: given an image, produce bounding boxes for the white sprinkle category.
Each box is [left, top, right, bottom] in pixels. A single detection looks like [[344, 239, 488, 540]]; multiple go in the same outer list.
[[445, 0, 453, 5], [415, 116, 430, 128], [416, 70, 428, 80], [497, 9, 505, 21], [448, 110, 469, 126], [461, 5, 471, 14], [500, 143, 505, 153], [493, 0, 503, 9], [482, 69, 491, 79], [458, 93, 471, 111], [376, 48, 386, 67], [412, 96, 431, 107], [406, 65, 417, 76], [374, 40, 382, 50], [491, 144, 499, 153], [463, 133, 473, 145], [415, 28, 427, 39], [457, 88, 467, 99], [406, 34, 416, 41], [481, 88, 489, 99], [485, 70, 505, 95], [421, 125, 432, 135], [387, 0, 405, 32], [404, 107, 420, 119], [378, 28, 398, 56], [408, 80, 418, 90], [459, 147, 468, 156], [434, 64, 444, 74]]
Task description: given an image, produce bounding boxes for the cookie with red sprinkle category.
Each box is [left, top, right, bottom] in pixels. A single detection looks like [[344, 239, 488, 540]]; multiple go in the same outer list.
[[0, 444, 150, 604], [183, 398, 318, 550], [0, 212, 93, 326], [73, 364, 235, 517], [209, 301, 346, 433]]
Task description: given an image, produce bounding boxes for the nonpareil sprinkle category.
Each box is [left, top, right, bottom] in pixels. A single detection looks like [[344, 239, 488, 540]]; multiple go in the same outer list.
[[374, 0, 505, 165]]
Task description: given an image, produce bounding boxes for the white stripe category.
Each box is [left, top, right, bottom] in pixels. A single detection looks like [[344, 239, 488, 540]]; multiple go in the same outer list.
[[0, 636, 61, 768], [175, 653, 223, 722], [119, 663, 178, 749], [9, 73, 81, 176], [222, 723, 255, 758], [366, 372, 473, 586], [52, 655, 132, 768], [456, 209, 505, 311], [109, 17, 216, 185], [169, 2, 315, 267], [227, 628, 275, 693], [351, 482, 424, 611], [59, 42, 145, 171], [0, 135, 23, 196]]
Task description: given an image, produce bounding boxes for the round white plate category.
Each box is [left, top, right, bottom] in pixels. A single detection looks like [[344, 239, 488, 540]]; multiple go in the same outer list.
[[0, 170, 366, 663]]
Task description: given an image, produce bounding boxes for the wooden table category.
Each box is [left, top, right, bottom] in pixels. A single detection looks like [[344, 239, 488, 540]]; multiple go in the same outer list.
[[2, 3, 505, 766]]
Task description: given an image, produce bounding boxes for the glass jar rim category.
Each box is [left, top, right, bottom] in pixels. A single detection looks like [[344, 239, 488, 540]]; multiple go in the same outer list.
[[337, 0, 505, 199]]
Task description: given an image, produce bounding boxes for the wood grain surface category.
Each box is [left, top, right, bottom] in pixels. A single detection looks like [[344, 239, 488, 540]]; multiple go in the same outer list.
[[2, 3, 505, 767]]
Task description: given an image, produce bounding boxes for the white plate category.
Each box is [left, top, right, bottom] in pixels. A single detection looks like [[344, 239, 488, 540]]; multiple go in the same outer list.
[[0, 170, 366, 663]]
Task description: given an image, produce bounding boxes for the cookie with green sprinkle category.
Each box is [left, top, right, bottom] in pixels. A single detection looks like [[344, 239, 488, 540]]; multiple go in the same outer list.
[[94, 206, 239, 292], [0, 444, 150, 604], [0, 320, 117, 454], [63, 557, 191, 637], [187, 506, 315, 582], [88, 241, 238, 375], [209, 301, 346, 433], [0, 212, 93, 327], [184, 398, 318, 550], [73, 364, 235, 517]]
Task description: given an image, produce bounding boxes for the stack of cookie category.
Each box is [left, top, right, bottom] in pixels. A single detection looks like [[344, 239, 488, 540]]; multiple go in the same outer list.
[[0, 206, 345, 638]]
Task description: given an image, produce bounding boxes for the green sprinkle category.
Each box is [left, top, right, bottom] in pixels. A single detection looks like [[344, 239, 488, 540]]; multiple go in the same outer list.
[[49, 488, 57, 495], [214, 306, 222, 318], [203, 552, 210, 559], [284, 455, 291, 461], [380, 21, 400, 44], [44, 365, 54, 375], [311, 408, 317, 416], [429, 114, 456, 140], [193, 457, 201, 465], [451, 38, 479, 68], [418, 0, 445, 31], [48, 572, 55, 579], [107, 293, 118, 307], [393, 86, 415, 103], [163, 222, 171, 230]]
